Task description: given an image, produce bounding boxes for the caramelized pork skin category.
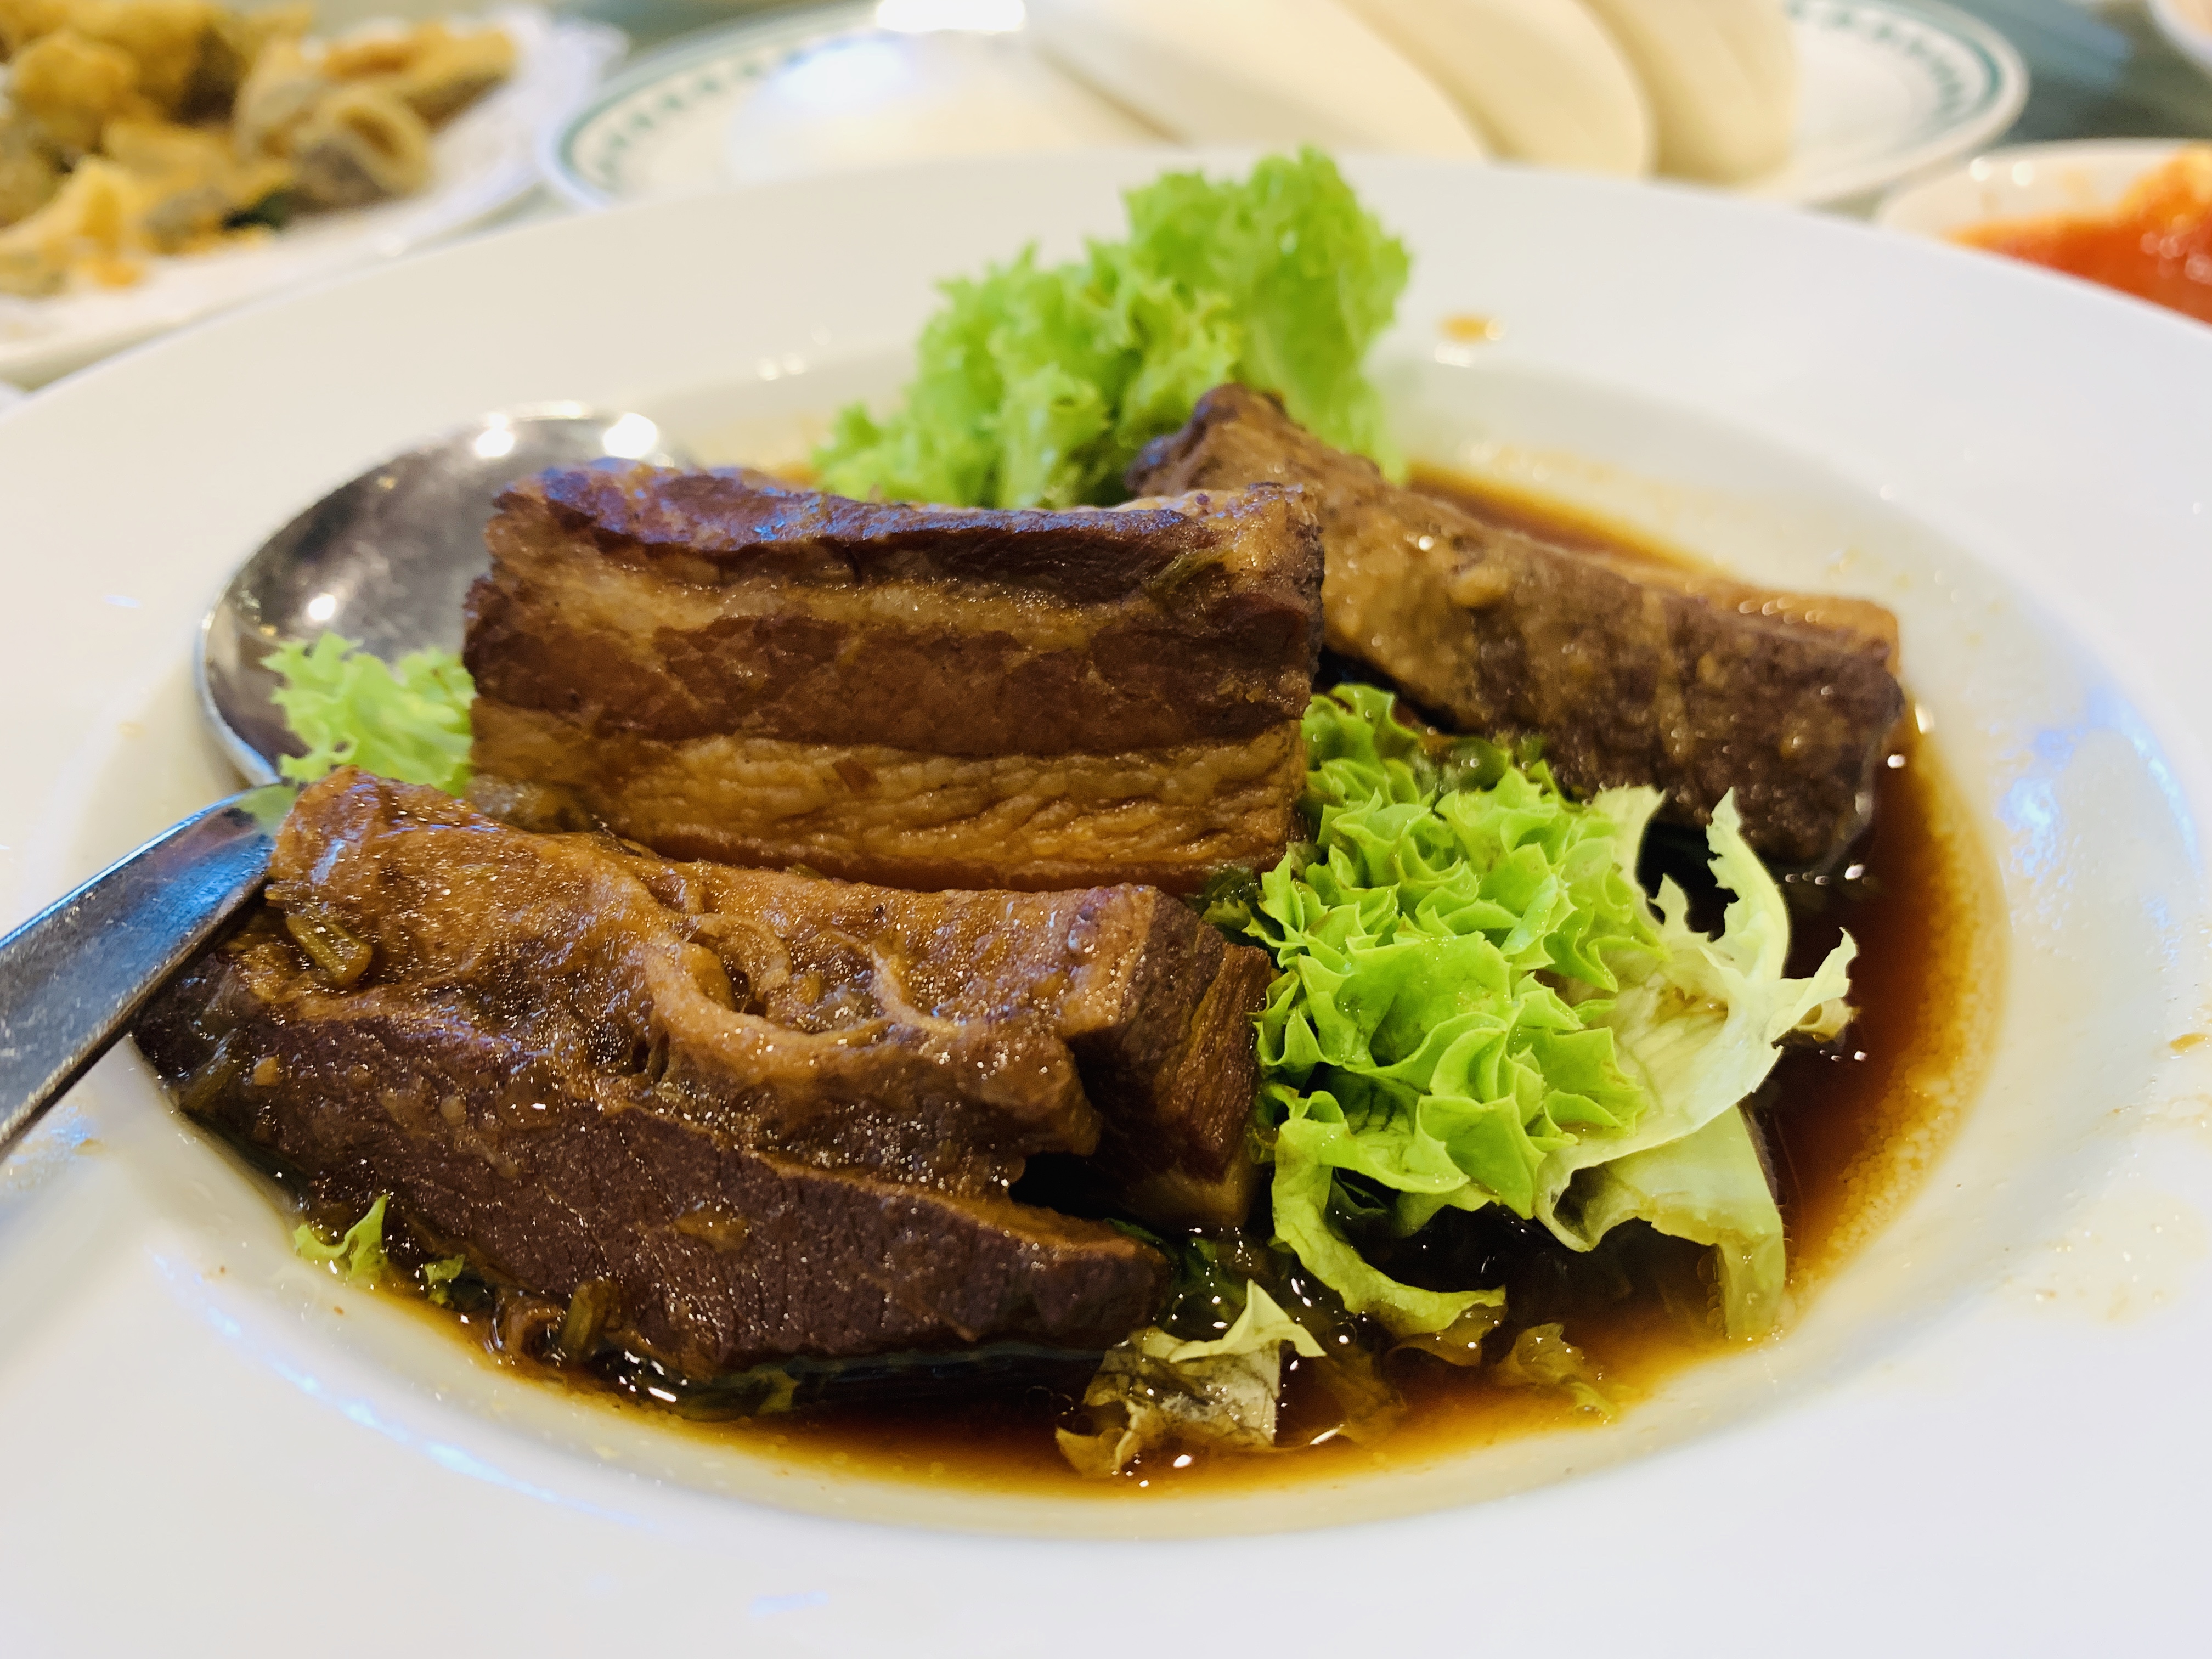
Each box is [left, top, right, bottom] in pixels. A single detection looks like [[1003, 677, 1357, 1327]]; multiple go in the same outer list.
[[464, 465, 1325, 892], [135, 772, 1279, 1378], [1128, 386, 1907, 867]]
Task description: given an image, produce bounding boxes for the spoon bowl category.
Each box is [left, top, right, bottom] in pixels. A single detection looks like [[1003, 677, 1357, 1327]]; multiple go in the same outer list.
[[0, 404, 691, 1154], [201, 404, 689, 783]]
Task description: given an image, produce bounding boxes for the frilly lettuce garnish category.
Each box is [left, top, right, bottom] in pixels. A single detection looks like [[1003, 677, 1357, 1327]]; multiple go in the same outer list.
[[1240, 688, 1856, 1341], [815, 148, 1409, 509], [265, 633, 475, 794]]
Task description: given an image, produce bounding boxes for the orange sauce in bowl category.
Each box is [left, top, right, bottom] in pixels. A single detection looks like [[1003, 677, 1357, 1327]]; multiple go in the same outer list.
[[1954, 146, 2212, 324]]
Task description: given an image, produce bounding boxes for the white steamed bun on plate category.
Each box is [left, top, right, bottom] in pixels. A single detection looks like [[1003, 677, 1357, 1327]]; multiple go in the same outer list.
[[1575, 0, 1797, 183], [1339, 0, 1654, 176], [1024, 0, 1488, 157]]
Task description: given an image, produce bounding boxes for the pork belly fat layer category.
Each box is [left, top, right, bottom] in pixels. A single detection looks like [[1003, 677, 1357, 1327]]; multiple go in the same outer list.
[[1128, 386, 1908, 868], [133, 772, 1274, 1373], [465, 465, 1324, 756], [470, 701, 1305, 896]]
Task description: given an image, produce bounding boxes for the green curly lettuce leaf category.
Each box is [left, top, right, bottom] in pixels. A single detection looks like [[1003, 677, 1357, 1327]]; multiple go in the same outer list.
[[1244, 688, 1855, 1339], [294, 1193, 389, 1284], [265, 632, 475, 794], [815, 148, 1409, 509]]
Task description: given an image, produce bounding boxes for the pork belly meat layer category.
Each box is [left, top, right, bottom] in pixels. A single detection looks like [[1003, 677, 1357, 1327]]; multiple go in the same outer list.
[[134, 772, 1276, 1378], [1128, 386, 1907, 867], [463, 465, 1324, 892]]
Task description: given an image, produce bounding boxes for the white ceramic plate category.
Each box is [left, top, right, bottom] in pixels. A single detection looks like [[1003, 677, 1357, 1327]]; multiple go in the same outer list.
[[0, 6, 622, 388], [549, 0, 2027, 210], [1876, 136, 2193, 236], [2, 152, 2210, 1646]]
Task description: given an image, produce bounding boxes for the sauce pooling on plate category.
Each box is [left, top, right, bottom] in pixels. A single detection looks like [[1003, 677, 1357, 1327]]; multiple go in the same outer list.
[[1954, 146, 2212, 325]]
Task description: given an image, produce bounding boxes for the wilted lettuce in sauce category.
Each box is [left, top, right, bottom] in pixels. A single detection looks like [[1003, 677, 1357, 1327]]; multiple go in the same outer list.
[[292, 1192, 390, 1285], [1057, 1280, 1326, 1478], [1493, 1323, 1612, 1418]]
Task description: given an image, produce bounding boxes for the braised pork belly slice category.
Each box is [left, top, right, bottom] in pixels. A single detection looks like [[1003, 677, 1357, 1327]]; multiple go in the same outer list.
[[462, 465, 1324, 893], [1128, 386, 1907, 868], [134, 771, 1280, 1379]]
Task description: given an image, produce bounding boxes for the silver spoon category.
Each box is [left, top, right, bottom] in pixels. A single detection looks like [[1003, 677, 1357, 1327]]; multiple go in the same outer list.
[[0, 405, 693, 1154]]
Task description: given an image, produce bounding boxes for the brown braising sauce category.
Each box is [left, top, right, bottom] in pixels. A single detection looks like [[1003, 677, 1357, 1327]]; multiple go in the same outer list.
[[405, 470, 2004, 1497]]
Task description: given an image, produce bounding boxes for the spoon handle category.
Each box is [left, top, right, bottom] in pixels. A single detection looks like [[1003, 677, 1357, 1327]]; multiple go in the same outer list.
[[0, 785, 295, 1155]]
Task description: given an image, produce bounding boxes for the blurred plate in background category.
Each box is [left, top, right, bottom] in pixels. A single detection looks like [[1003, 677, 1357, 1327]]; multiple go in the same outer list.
[[549, 0, 2025, 210], [1750, 0, 2029, 203], [0, 6, 622, 390]]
